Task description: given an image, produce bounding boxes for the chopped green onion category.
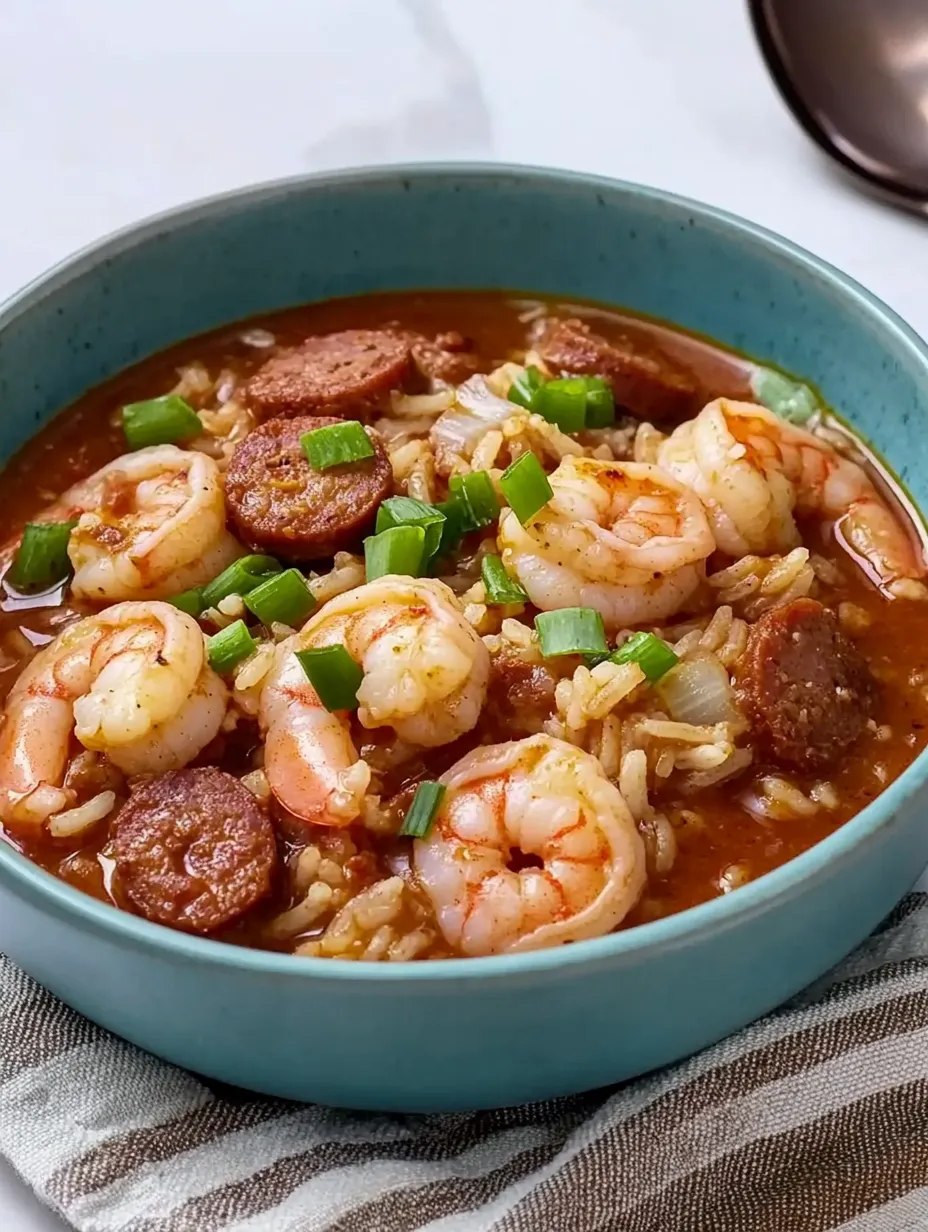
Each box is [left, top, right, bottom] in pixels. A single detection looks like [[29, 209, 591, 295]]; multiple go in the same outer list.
[[376, 496, 446, 560], [399, 781, 446, 839], [201, 555, 281, 609], [461, 471, 501, 527], [365, 525, 427, 581], [207, 620, 257, 674], [447, 481, 478, 533], [609, 631, 679, 682], [300, 420, 375, 470], [508, 369, 616, 432], [481, 554, 529, 605], [121, 395, 202, 450], [533, 378, 588, 433], [295, 645, 363, 712], [449, 470, 500, 529], [583, 377, 616, 428], [507, 365, 545, 410], [244, 568, 316, 628], [7, 520, 78, 592], [750, 367, 819, 426], [168, 587, 204, 617], [499, 452, 553, 525], [535, 608, 608, 658], [434, 498, 469, 556]]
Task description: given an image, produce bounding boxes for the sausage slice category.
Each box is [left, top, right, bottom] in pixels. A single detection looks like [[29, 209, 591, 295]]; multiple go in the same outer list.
[[224, 415, 393, 560], [537, 317, 700, 421], [409, 331, 480, 386], [484, 649, 559, 738], [735, 597, 877, 771], [245, 329, 413, 418], [112, 767, 276, 934]]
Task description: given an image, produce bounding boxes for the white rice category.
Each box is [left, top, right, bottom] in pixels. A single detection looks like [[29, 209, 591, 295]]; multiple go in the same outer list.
[[47, 791, 116, 838]]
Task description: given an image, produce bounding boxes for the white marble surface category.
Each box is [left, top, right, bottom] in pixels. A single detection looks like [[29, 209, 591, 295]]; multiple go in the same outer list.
[[1, 0, 926, 1227]]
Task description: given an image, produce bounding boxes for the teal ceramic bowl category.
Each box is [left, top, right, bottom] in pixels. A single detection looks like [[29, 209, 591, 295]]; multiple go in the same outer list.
[[1, 165, 927, 1112]]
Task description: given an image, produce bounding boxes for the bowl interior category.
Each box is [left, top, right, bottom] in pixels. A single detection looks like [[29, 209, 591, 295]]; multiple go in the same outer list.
[[4, 167, 927, 501], [1, 163, 928, 978]]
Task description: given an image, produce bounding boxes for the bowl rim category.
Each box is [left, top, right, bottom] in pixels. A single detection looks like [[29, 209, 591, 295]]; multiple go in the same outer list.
[[2, 159, 927, 983]]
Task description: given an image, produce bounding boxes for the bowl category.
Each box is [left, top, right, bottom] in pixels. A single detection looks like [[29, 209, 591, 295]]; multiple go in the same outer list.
[[1, 164, 927, 1113]]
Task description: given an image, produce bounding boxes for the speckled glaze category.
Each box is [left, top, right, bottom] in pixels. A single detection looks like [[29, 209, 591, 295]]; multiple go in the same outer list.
[[1, 165, 927, 1112]]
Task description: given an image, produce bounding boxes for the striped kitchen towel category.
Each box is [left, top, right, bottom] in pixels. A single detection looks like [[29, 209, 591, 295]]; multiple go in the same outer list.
[[4, 896, 928, 1232]]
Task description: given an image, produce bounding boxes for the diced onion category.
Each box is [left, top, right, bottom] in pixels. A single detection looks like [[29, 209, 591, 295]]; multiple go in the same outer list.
[[239, 328, 276, 348], [430, 376, 515, 457], [656, 650, 743, 726]]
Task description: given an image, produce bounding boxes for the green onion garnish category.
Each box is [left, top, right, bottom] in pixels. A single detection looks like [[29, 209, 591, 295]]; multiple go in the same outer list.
[[168, 587, 204, 617], [207, 620, 257, 674], [434, 498, 469, 556], [7, 521, 78, 592], [365, 525, 427, 581], [533, 378, 588, 433], [449, 470, 500, 529], [535, 607, 608, 658], [399, 780, 446, 839], [376, 497, 446, 560], [201, 555, 281, 610], [608, 631, 678, 682], [300, 421, 375, 470], [582, 377, 616, 428], [507, 368, 615, 431], [499, 452, 553, 525], [481, 554, 529, 605], [121, 396, 202, 450], [447, 482, 478, 533], [507, 365, 545, 410], [295, 645, 363, 712], [750, 367, 819, 426], [244, 568, 316, 628]]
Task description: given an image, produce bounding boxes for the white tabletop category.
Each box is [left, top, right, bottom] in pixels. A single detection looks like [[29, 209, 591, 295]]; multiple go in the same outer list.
[[1, 1, 926, 1227]]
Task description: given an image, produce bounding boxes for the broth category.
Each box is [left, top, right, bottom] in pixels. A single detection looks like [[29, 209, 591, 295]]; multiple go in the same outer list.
[[1, 291, 926, 957]]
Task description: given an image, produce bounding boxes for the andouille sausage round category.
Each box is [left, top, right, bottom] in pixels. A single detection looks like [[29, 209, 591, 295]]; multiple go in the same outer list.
[[245, 329, 414, 418], [735, 597, 877, 771], [111, 767, 277, 934], [224, 415, 394, 561]]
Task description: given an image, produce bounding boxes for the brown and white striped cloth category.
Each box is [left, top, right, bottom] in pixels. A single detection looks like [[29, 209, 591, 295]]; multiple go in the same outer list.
[[4, 894, 928, 1231]]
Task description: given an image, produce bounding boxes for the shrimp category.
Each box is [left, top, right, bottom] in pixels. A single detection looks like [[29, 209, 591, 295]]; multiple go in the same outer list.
[[46, 445, 242, 601], [498, 456, 716, 627], [659, 399, 927, 598], [413, 734, 646, 956], [259, 576, 490, 827], [0, 601, 227, 829]]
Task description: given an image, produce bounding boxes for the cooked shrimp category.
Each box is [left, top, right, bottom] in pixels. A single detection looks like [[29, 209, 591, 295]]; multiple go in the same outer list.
[[48, 445, 242, 601], [498, 456, 716, 627], [0, 601, 227, 829], [413, 734, 646, 956], [659, 399, 926, 597], [260, 576, 490, 827]]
